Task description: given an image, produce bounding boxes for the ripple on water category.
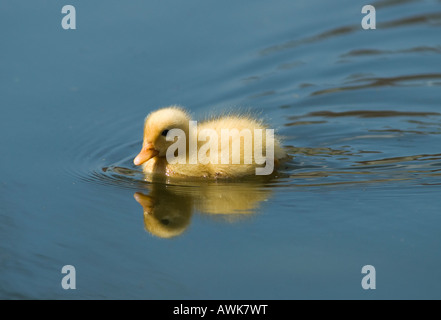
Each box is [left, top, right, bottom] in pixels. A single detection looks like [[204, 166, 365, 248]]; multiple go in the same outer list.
[[65, 110, 441, 192], [57, 0, 441, 241], [62, 111, 148, 190], [60, 0, 441, 219], [63, 112, 441, 239]]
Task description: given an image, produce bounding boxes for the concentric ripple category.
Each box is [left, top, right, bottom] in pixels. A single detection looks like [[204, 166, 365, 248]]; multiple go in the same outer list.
[[63, 111, 150, 190], [63, 106, 441, 192]]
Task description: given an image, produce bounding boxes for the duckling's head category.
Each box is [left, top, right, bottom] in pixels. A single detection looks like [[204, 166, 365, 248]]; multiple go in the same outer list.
[[134, 106, 191, 166]]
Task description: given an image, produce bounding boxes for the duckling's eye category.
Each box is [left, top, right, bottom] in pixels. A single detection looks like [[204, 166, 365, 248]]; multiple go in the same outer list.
[[161, 129, 169, 137]]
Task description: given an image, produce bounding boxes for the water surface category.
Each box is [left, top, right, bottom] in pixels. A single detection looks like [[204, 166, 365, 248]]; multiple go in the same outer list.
[[1, 0, 441, 299]]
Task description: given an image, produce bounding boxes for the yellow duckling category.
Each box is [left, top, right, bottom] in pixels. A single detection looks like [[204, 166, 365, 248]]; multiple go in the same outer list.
[[133, 106, 286, 179]]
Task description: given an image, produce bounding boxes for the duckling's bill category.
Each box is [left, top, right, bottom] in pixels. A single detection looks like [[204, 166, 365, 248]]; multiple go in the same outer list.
[[134, 143, 159, 165]]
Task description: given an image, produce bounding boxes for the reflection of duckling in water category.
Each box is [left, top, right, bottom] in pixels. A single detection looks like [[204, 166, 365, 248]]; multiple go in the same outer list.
[[134, 186, 193, 239], [134, 182, 271, 238], [133, 106, 287, 179]]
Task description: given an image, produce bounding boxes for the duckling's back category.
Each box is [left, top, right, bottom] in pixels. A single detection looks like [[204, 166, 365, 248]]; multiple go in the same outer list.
[[197, 115, 286, 177]]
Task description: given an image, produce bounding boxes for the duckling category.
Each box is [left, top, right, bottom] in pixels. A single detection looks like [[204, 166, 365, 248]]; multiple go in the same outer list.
[[133, 106, 286, 179]]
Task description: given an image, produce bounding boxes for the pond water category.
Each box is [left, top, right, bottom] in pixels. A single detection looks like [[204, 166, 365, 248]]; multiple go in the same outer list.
[[1, 0, 441, 299]]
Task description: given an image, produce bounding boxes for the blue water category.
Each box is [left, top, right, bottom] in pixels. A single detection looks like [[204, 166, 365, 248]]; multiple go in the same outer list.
[[1, 0, 441, 299]]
